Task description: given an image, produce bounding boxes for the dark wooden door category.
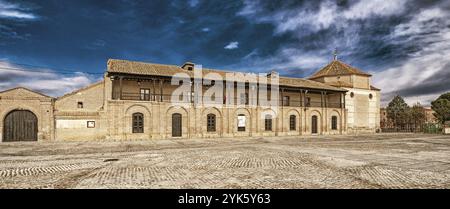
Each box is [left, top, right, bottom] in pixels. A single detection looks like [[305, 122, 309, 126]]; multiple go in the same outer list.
[[132, 113, 144, 133], [311, 115, 318, 134], [172, 113, 182, 137], [3, 110, 38, 142]]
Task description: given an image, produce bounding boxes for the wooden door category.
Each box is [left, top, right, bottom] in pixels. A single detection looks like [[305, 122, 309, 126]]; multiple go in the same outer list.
[[3, 110, 38, 142], [132, 113, 144, 133], [172, 113, 182, 137], [312, 115, 318, 134]]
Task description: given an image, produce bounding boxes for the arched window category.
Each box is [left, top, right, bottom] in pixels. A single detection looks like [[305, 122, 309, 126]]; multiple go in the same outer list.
[[289, 115, 296, 131], [265, 114, 273, 131], [132, 113, 144, 133], [207, 114, 216, 132], [331, 116, 338, 130]]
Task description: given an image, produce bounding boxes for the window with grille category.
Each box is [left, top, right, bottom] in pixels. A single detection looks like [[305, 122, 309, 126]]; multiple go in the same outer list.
[[207, 114, 216, 132], [140, 89, 150, 101], [331, 116, 338, 130], [132, 113, 144, 133], [283, 96, 290, 106], [265, 115, 272, 131], [289, 115, 296, 131]]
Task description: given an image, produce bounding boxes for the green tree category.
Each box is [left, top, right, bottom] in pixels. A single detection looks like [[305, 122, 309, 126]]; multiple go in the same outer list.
[[431, 92, 450, 124], [410, 102, 425, 131], [386, 95, 410, 129]]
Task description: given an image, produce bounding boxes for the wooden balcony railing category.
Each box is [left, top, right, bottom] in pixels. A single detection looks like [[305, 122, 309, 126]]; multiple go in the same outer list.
[[115, 92, 345, 108]]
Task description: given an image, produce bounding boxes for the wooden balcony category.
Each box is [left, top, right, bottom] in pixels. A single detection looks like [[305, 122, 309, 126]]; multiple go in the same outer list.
[[114, 92, 344, 108]]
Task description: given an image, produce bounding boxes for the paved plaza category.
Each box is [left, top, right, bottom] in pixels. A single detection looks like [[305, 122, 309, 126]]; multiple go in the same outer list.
[[0, 133, 449, 188]]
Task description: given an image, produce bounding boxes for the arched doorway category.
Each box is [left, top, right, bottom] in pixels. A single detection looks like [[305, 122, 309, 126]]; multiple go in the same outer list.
[[172, 113, 182, 137], [3, 110, 38, 142], [311, 115, 318, 134]]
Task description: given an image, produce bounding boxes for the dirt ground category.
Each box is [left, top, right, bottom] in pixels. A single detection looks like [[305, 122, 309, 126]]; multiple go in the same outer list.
[[0, 133, 449, 189]]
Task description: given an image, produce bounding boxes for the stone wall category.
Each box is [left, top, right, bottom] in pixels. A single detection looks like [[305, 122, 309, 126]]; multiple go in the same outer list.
[[54, 81, 108, 141], [105, 99, 346, 140], [345, 87, 380, 133]]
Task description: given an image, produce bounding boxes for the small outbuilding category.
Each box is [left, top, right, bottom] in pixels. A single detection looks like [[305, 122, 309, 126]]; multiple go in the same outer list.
[[0, 87, 54, 142], [444, 121, 450, 134]]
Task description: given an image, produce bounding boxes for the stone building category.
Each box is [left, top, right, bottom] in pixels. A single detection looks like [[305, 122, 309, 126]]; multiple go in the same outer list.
[[309, 60, 381, 133], [423, 107, 437, 123], [0, 87, 54, 141], [0, 58, 380, 142]]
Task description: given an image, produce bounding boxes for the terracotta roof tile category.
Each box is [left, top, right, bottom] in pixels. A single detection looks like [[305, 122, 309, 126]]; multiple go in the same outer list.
[[310, 60, 371, 79], [370, 85, 381, 91], [324, 81, 354, 88], [57, 81, 104, 100], [107, 59, 346, 92]]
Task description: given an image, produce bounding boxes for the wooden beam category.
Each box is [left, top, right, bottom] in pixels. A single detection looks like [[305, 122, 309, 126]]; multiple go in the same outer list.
[[160, 79, 163, 102], [119, 76, 123, 100], [320, 91, 324, 108], [152, 79, 156, 101]]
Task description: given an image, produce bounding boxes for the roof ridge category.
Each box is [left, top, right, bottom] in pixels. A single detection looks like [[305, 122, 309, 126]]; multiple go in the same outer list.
[[56, 81, 103, 100], [0, 86, 53, 98], [108, 58, 181, 68]]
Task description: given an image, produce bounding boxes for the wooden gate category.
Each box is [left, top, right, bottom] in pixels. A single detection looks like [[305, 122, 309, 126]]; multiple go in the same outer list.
[[3, 110, 38, 142], [312, 115, 318, 134], [172, 113, 182, 137]]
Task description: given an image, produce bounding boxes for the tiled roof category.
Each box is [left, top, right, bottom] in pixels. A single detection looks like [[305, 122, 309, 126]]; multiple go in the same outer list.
[[0, 87, 53, 98], [57, 81, 104, 100], [107, 59, 347, 92], [370, 85, 381, 91], [310, 60, 371, 79], [324, 81, 353, 88]]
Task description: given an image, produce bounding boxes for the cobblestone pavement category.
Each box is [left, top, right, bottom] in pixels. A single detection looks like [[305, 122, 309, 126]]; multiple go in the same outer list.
[[0, 133, 449, 188]]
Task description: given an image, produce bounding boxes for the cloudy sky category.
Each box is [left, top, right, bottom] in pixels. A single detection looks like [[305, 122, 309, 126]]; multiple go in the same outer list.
[[1, 0, 449, 106]]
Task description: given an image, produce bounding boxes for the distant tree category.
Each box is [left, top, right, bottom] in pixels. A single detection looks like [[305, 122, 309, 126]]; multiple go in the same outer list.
[[386, 95, 410, 129], [431, 92, 450, 124], [410, 102, 426, 131], [436, 92, 450, 101]]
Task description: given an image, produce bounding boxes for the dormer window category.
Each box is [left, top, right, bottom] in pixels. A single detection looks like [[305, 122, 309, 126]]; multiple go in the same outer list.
[[181, 62, 195, 71]]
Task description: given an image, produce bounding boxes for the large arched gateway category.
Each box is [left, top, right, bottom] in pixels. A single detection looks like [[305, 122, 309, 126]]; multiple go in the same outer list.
[[3, 110, 38, 142]]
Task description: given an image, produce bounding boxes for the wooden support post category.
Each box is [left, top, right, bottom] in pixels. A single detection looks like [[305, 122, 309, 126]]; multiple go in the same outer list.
[[151, 79, 155, 101], [299, 90, 302, 107], [119, 76, 123, 100], [160, 79, 163, 102], [320, 91, 324, 108], [343, 92, 346, 108]]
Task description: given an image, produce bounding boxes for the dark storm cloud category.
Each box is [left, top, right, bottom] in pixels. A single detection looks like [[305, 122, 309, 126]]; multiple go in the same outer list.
[[383, 63, 450, 100], [0, 0, 449, 104]]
